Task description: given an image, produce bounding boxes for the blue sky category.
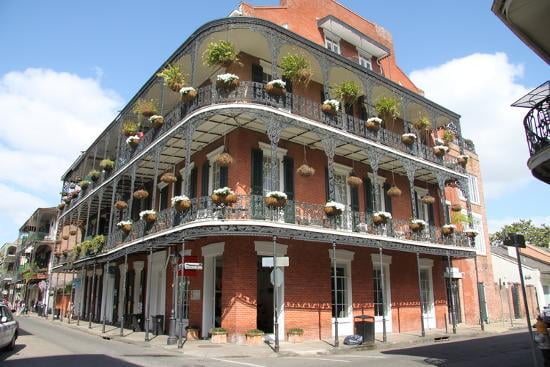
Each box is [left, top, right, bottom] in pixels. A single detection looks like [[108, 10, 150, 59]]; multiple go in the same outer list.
[[0, 0, 548, 242]]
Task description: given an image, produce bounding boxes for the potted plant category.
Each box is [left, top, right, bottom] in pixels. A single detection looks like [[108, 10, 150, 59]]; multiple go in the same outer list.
[[346, 172, 363, 188], [433, 145, 448, 157], [117, 220, 133, 234], [287, 328, 304, 343], [133, 189, 149, 200], [280, 54, 312, 86], [409, 219, 427, 233], [186, 326, 200, 341], [211, 187, 236, 206], [57, 202, 65, 210], [172, 195, 192, 212], [324, 201, 345, 217], [413, 116, 431, 131], [139, 209, 157, 223], [387, 184, 402, 197], [99, 159, 115, 172], [264, 191, 288, 208], [79, 180, 91, 190], [372, 211, 392, 225], [157, 64, 185, 92], [115, 200, 128, 210], [149, 114, 164, 128], [375, 96, 400, 124], [457, 155, 469, 167], [216, 73, 240, 91], [203, 40, 238, 68], [321, 99, 340, 115], [160, 172, 177, 184], [88, 169, 101, 182], [122, 121, 139, 137], [211, 327, 228, 344], [179, 86, 197, 102], [421, 194, 436, 204], [126, 134, 142, 148], [464, 228, 479, 238], [333, 80, 361, 106], [265, 79, 286, 96], [442, 224, 456, 236], [296, 164, 315, 177], [133, 98, 158, 117], [63, 195, 72, 204], [366, 117, 382, 132], [451, 203, 463, 212], [215, 151, 234, 167], [401, 133, 417, 145], [245, 329, 265, 345], [442, 130, 455, 145]]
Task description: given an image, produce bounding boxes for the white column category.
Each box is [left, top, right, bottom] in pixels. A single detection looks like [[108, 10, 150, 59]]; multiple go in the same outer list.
[[133, 261, 144, 314], [118, 264, 127, 321]]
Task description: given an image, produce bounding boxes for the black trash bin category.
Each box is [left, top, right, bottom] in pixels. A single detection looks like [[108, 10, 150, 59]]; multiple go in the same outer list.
[[354, 315, 375, 344], [153, 315, 164, 335]]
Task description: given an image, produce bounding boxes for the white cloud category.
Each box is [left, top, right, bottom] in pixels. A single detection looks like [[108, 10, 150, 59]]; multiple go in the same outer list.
[[410, 53, 533, 199], [0, 68, 121, 242], [487, 216, 550, 233]]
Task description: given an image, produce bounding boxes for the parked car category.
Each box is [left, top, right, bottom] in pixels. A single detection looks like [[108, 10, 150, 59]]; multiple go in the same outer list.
[[0, 304, 17, 351]]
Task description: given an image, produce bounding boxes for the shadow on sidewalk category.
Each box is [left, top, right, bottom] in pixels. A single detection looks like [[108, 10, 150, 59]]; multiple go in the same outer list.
[[2, 354, 142, 367]]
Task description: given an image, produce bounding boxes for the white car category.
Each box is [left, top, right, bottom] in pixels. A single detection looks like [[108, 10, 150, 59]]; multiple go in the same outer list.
[[0, 305, 17, 351]]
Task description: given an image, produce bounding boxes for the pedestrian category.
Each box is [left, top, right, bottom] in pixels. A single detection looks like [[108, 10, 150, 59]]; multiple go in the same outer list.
[[534, 315, 550, 366]]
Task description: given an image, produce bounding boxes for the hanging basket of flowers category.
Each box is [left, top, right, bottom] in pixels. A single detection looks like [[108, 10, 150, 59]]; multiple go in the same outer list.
[[63, 195, 72, 204], [324, 201, 345, 217], [62, 234, 70, 240], [115, 200, 128, 210], [464, 228, 479, 238], [409, 219, 427, 233], [216, 73, 240, 91], [149, 115, 164, 128], [139, 210, 157, 223], [157, 64, 185, 92], [171, 195, 192, 212], [117, 220, 133, 234], [421, 194, 436, 204], [57, 202, 66, 210], [69, 228, 77, 236], [372, 211, 392, 225], [265, 79, 287, 96], [99, 159, 115, 172], [297, 164, 315, 177], [366, 117, 382, 132], [203, 40, 238, 68], [387, 185, 402, 197], [160, 172, 177, 184], [433, 145, 449, 157], [180, 87, 197, 102], [346, 173, 363, 188], [78, 180, 91, 190], [126, 134, 141, 148], [211, 187, 236, 206], [133, 99, 158, 118], [122, 121, 139, 137], [401, 133, 417, 145], [442, 224, 456, 236], [457, 155, 469, 167], [280, 54, 312, 86], [321, 99, 339, 116], [215, 152, 234, 167], [133, 189, 149, 200], [413, 116, 431, 131], [88, 169, 101, 182], [264, 191, 288, 208], [451, 203, 463, 212]]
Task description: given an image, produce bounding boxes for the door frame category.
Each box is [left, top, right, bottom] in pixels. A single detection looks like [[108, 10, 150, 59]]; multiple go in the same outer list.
[[330, 249, 355, 336], [201, 242, 225, 338], [418, 258, 436, 329], [371, 253, 392, 333]]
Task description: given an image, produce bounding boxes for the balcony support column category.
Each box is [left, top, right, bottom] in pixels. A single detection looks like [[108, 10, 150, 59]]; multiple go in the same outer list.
[[321, 137, 337, 201], [84, 197, 92, 239], [436, 173, 450, 225], [115, 118, 122, 170], [403, 160, 418, 219], [102, 260, 109, 333], [88, 262, 97, 329], [367, 149, 383, 211], [182, 126, 195, 197], [145, 247, 153, 342], [362, 78, 373, 117], [95, 189, 104, 236], [457, 177, 474, 228], [120, 253, 127, 336], [151, 147, 162, 210], [269, 34, 282, 79], [106, 178, 119, 249], [320, 57, 330, 99], [61, 270, 67, 322], [128, 165, 137, 217]]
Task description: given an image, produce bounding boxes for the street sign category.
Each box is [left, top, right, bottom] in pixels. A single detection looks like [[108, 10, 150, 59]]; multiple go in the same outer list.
[[262, 257, 289, 267], [184, 262, 203, 270], [503, 233, 526, 248], [270, 268, 283, 287], [178, 256, 201, 276]]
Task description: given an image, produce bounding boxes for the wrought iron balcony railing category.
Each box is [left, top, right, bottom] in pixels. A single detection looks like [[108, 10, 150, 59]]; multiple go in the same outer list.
[[104, 195, 471, 250], [524, 95, 549, 157]]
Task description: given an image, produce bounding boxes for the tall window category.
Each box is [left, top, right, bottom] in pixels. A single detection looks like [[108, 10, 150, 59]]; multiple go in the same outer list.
[[419, 269, 431, 312], [325, 37, 340, 54], [212, 161, 221, 190], [358, 54, 372, 70], [373, 268, 385, 316], [468, 175, 480, 204], [334, 173, 348, 206], [471, 214, 486, 255], [262, 155, 280, 194], [414, 188, 430, 221], [331, 265, 348, 318]]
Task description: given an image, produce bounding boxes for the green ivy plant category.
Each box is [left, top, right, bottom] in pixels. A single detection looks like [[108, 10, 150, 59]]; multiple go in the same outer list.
[[280, 54, 312, 86], [203, 40, 238, 68], [332, 81, 362, 105]]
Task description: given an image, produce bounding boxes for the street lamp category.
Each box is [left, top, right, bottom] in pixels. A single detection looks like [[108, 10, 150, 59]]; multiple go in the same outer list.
[[167, 250, 179, 345]]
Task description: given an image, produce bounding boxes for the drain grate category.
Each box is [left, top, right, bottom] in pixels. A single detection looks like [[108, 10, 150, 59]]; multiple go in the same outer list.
[[197, 344, 223, 348], [434, 336, 450, 342]]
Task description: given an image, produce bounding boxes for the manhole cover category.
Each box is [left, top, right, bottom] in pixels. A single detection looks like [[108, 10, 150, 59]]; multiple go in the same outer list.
[[198, 344, 223, 348]]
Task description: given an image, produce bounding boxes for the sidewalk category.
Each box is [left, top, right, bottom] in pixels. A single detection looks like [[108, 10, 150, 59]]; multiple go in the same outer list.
[[23, 314, 529, 359]]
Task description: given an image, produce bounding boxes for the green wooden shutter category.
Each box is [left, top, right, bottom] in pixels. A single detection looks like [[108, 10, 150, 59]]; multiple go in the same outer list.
[[383, 182, 392, 214], [220, 166, 228, 187], [201, 161, 209, 197], [283, 156, 295, 223], [173, 174, 182, 197], [324, 167, 329, 201], [364, 176, 374, 214], [428, 203, 435, 225], [189, 167, 198, 199], [251, 149, 263, 195], [350, 186, 360, 231], [252, 64, 264, 83]]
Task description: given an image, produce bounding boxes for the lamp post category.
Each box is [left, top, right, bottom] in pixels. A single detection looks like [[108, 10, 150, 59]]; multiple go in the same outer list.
[[167, 249, 178, 345]]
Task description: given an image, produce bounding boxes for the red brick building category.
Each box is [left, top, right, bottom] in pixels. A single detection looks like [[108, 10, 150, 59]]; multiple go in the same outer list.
[[52, 0, 496, 343]]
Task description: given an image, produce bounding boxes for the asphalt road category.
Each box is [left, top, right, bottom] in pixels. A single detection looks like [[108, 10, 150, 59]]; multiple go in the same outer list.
[[0, 316, 542, 367]]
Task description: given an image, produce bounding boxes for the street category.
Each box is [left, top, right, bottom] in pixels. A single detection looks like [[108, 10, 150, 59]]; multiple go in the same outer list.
[[0, 316, 539, 367]]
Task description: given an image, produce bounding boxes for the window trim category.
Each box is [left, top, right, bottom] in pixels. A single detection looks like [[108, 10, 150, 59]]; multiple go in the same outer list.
[[464, 211, 486, 255], [258, 142, 287, 192], [414, 186, 430, 222], [324, 31, 341, 55], [178, 161, 196, 195], [358, 51, 373, 70], [206, 146, 225, 193], [328, 249, 354, 321], [367, 173, 386, 211], [371, 253, 392, 320]]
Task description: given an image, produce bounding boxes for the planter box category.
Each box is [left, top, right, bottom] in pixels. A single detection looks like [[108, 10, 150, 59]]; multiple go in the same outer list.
[[287, 333, 303, 343], [246, 334, 264, 345], [211, 333, 227, 344]]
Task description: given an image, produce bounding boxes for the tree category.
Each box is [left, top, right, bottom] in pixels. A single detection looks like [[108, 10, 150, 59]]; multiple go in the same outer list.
[[490, 219, 550, 248]]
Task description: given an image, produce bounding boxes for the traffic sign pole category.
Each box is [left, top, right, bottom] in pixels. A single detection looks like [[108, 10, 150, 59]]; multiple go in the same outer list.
[[273, 235, 279, 353]]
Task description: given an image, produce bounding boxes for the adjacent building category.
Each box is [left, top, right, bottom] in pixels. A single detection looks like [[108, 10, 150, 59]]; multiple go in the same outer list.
[[51, 0, 495, 342]]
